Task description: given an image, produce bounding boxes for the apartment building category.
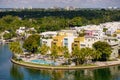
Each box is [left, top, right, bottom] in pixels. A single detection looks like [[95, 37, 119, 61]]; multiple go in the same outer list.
[[63, 36, 75, 53], [72, 37, 85, 50]]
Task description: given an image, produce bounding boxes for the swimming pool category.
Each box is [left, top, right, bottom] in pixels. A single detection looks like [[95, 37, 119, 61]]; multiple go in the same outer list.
[[31, 59, 55, 65]]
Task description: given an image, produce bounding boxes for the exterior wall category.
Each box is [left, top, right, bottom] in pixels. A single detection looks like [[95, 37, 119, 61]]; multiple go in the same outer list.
[[40, 31, 57, 38], [85, 30, 93, 37], [63, 36, 75, 53], [58, 30, 77, 36], [110, 46, 119, 59], [117, 34, 120, 41], [115, 29, 120, 34], [85, 30, 103, 40], [106, 28, 116, 35], [16, 29, 25, 35], [58, 32, 74, 36], [41, 39, 53, 48], [72, 37, 85, 50], [80, 37, 100, 48], [52, 35, 65, 47]]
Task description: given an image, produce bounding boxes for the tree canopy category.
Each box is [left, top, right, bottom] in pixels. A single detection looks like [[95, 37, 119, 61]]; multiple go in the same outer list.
[[93, 41, 112, 61], [72, 47, 97, 65], [38, 44, 49, 55], [9, 41, 23, 55], [23, 34, 40, 53], [0, 9, 120, 33]]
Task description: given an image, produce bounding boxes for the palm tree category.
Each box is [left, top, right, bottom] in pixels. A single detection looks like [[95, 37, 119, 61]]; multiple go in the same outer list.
[[38, 44, 49, 55], [62, 46, 71, 65], [79, 48, 94, 64], [63, 46, 70, 58], [9, 41, 23, 58], [72, 46, 81, 65], [50, 45, 58, 62], [72, 47, 97, 65]]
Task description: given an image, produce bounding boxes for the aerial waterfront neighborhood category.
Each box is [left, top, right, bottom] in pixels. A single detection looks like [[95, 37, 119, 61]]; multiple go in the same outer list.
[[39, 21, 120, 59], [6, 21, 120, 68], [0, 20, 120, 67], [1, 0, 120, 79]]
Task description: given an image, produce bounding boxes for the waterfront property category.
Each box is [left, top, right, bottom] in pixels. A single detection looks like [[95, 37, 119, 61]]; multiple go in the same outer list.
[[63, 36, 75, 53], [72, 37, 85, 49], [2, 44, 120, 80], [8, 21, 120, 68]]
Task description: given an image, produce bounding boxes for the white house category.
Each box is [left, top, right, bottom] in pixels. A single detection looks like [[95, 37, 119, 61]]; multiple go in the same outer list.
[[16, 27, 26, 35], [80, 37, 100, 48], [40, 31, 57, 38], [63, 36, 75, 53], [41, 38, 53, 48], [16, 29, 25, 35]]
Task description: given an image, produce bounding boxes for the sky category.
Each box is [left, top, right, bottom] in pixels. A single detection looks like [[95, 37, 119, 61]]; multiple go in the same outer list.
[[0, 0, 120, 8]]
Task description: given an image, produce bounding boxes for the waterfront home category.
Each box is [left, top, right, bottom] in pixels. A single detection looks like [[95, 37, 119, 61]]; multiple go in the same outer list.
[[16, 27, 26, 35], [39, 21, 120, 59], [51, 35, 65, 47], [41, 38, 53, 48], [106, 27, 116, 36], [19, 27, 26, 30], [84, 36, 100, 48], [115, 29, 120, 34], [63, 36, 75, 53], [117, 34, 120, 41], [72, 37, 85, 50], [103, 36, 118, 45], [40, 31, 57, 38], [26, 27, 37, 33], [103, 36, 119, 59], [58, 30, 77, 36], [110, 45, 119, 59], [84, 25, 103, 37], [101, 22, 120, 35]]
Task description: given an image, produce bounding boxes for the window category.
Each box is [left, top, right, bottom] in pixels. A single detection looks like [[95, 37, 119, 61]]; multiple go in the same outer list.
[[54, 39, 58, 41], [75, 41, 79, 43], [80, 44, 86, 47], [64, 38, 68, 40], [64, 43, 68, 46]]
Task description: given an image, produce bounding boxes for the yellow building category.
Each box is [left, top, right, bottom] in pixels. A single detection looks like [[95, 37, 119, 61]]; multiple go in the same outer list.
[[52, 35, 65, 47], [51, 35, 66, 55], [52, 31, 72, 47], [72, 37, 85, 50], [51, 30, 76, 55], [116, 29, 120, 34]]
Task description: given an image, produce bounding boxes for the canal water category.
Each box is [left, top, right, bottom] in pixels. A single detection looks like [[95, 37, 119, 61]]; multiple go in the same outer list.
[[1, 45, 120, 80]]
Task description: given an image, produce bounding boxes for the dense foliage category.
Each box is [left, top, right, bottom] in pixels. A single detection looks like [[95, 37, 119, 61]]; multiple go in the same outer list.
[[0, 9, 120, 33], [4, 9, 117, 65], [9, 41, 23, 55], [3, 32, 16, 40], [38, 44, 49, 55], [23, 34, 40, 53], [93, 41, 112, 61], [71, 41, 112, 65], [3, 33, 12, 40], [72, 47, 97, 65]]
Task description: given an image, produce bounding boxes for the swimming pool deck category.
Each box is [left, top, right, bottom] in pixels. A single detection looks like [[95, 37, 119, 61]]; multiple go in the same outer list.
[[11, 59, 120, 70]]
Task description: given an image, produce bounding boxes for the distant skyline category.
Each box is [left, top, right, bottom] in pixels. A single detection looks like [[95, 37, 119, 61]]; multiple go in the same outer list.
[[0, 0, 120, 8]]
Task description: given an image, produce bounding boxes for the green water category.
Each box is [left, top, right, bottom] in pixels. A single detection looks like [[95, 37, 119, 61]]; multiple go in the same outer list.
[[0, 45, 120, 80]]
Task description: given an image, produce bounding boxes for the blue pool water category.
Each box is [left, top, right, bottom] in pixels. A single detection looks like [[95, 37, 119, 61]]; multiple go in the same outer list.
[[31, 59, 54, 65]]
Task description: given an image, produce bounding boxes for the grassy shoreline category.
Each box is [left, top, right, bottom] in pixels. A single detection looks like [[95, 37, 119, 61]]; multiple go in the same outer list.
[[11, 58, 120, 70]]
